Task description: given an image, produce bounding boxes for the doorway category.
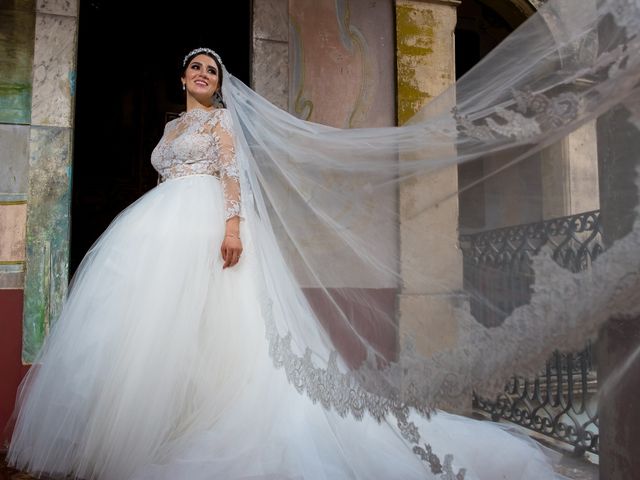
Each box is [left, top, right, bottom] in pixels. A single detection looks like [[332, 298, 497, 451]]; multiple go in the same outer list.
[[455, 0, 534, 232], [70, 0, 251, 274]]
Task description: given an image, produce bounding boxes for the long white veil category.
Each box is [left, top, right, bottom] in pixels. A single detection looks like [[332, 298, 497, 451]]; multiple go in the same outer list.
[[218, 0, 640, 450]]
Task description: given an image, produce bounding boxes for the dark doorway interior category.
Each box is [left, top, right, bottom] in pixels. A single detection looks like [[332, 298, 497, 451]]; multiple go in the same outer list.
[[70, 1, 251, 274], [455, 0, 525, 80]]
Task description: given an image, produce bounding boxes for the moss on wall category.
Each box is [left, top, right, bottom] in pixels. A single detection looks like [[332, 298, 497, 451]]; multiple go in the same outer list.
[[395, 3, 436, 124]]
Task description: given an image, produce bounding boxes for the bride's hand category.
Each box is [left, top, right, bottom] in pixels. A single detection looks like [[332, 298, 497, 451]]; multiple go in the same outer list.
[[221, 231, 243, 269]]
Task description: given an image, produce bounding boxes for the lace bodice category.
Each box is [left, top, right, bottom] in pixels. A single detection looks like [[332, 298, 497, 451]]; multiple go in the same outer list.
[[151, 108, 241, 220]]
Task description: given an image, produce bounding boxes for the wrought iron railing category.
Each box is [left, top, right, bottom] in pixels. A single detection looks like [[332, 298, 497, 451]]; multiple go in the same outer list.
[[460, 210, 603, 455]]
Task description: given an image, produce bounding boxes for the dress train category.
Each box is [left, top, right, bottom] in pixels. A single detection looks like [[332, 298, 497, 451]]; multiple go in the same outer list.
[[8, 175, 563, 479]]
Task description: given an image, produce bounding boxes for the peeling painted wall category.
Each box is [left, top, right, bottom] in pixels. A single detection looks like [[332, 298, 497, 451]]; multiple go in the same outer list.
[[21, 4, 78, 362], [0, 124, 30, 288], [22, 126, 72, 361], [0, 0, 79, 363], [0, 0, 35, 124], [0, 2, 35, 289], [0, 0, 35, 430], [289, 0, 395, 128], [283, 0, 398, 289]]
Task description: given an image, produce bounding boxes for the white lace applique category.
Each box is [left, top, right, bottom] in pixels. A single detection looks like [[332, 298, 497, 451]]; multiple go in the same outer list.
[[454, 89, 582, 142], [259, 290, 468, 478], [212, 109, 242, 220], [151, 108, 242, 221]]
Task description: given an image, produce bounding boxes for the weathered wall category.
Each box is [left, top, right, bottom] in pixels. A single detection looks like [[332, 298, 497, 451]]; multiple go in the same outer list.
[[252, 0, 289, 110], [0, 0, 79, 434], [0, 0, 35, 434], [251, 0, 399, 366], [395, 0, 464, 364], [289, 0, 395, 128], [0, 0, 34, 288], [0, 0, 78, 372], [21, 0, 79, 363]]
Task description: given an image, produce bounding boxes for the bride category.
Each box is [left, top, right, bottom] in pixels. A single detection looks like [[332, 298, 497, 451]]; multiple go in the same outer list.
[[6, 0, 640, 477]]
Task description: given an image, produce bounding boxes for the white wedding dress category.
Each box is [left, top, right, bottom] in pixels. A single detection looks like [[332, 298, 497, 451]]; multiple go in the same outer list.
[[7, 107, 566, 480]]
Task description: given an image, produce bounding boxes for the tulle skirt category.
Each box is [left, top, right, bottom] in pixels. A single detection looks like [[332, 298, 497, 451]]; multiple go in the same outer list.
[[7, 175, 563, 480]]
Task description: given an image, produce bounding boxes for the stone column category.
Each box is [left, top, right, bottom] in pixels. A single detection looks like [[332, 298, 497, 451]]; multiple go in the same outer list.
[[596, 107, 640, 480], [22, 0, 79, 363], [395, 1, 465, 367], [251, 0, 289, 109], [541, 121, 600, 219]]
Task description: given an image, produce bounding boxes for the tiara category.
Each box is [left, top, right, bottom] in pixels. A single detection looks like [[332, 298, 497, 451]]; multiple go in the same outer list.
[[182, 47, 223, 68]]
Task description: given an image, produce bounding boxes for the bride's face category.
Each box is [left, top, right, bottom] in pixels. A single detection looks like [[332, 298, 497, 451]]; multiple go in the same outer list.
[[182, 54, 220, 102]]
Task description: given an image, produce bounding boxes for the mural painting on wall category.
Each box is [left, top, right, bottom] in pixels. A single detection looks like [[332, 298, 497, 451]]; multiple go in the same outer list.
[[289, 0, 394, 129], [285, 0, 397, 289]]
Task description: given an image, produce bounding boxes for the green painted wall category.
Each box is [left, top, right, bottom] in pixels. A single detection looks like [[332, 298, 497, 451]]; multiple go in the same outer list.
[[0, 0, 35, 124], [22, 126, 72, 362]]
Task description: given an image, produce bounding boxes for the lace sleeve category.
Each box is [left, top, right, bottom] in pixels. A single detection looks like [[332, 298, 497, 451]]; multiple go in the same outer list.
[[156, 120, 175, 185], [210, 109, 242, 221]]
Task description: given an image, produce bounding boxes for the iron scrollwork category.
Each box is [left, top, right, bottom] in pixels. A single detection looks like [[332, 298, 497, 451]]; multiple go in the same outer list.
[[460, 211, 602, 455]]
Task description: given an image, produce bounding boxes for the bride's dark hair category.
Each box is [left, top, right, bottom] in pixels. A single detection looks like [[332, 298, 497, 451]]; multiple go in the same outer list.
[[181, 48, 225, 108]]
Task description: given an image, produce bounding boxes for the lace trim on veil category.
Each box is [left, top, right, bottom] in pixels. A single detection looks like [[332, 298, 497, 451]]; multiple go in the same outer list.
[[251, 2, 640, 474], [258, 201, 640, 475], [260, 293, 467, 478]]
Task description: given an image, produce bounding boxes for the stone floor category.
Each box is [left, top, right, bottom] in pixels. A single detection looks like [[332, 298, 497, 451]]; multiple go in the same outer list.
[[1, 443, 599, 480], [0, 452, 43, 480], [470, 412, 599, 480], [536, 438, 599, 480], [555, 455, 599, 480]]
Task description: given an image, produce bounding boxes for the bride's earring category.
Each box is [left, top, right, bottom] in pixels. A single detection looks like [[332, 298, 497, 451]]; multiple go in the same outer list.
[[213, 90, 223, 107], [182, 83, 186, 91]]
